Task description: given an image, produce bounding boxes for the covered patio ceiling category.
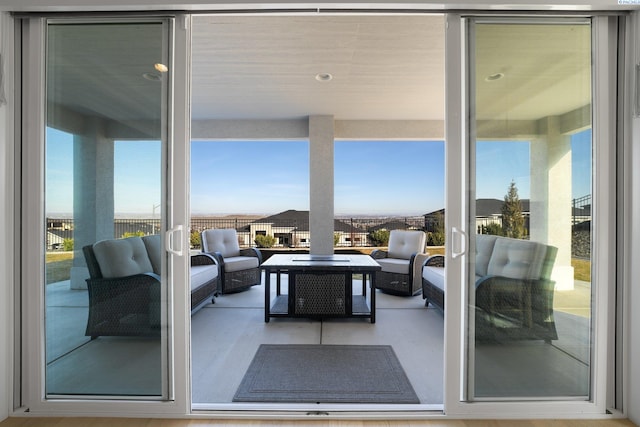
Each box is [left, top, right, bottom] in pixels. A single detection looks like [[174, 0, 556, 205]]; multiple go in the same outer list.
[[47, 13, 591, 138]]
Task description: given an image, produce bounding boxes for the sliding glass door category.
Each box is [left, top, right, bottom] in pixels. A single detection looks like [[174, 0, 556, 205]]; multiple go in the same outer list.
[[21, 16, 190, 406], [466, 18, 599, 400]]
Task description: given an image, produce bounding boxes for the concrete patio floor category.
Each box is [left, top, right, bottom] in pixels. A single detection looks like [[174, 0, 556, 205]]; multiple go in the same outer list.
[[43, 274, 591, 404]]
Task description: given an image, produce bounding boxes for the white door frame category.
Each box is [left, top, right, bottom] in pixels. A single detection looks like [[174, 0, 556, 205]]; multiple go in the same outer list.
[[442, 13, 617, 418], [19, 14, 192, 416]]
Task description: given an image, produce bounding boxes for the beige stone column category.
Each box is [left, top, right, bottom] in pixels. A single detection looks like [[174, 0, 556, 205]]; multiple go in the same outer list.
[[309, 115, 335, 255], [530, 116, 574, 290]]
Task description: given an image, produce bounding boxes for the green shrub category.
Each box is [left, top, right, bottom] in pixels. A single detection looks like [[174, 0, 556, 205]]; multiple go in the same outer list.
[[427, 210, 445, 246], [369, 229, 390, 247], [427, 230, 445, 246], [62, 238, 74, 251], [481, 223, 503, 236], [255, 234, 277, 248], [190, 230, 202, 249], [122, 231, 145, 238], [334, 233, 340, 246]]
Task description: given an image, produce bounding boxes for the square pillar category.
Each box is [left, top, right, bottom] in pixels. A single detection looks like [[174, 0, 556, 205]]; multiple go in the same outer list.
[[530, 116, 574, 290], [70, 118, 115, 289], [309, 115, 334, 255]]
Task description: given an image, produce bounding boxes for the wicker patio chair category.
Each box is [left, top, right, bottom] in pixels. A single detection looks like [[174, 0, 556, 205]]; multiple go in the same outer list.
[[83, 235, 219, 339], [83, 238, 162, 339], [201, 228, 262, 294], [370, 230, 427, 296]]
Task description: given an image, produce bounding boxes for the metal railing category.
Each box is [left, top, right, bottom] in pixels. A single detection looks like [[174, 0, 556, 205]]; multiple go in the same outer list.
[[46, 216, 430, 250], [572, 194, 591, 226], [46, 195, 591, 251]]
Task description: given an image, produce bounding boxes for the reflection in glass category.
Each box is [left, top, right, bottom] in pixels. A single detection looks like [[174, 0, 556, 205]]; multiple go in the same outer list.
[[45, 21, 167, 397], [469, 21, 592, 399]]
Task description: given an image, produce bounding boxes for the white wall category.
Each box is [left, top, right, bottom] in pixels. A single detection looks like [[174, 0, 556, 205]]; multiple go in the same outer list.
[[627, 12, 640, 425], [0, 11, 13, 423]]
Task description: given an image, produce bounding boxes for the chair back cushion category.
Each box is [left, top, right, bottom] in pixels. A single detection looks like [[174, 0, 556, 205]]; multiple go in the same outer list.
[[201, 229, 241, 257], [142, 234, 162, 275], [387, 230, 426, 260], [475, 234, 499, 277], [92, 237, 153, 278], [486, 237, 549, 281]]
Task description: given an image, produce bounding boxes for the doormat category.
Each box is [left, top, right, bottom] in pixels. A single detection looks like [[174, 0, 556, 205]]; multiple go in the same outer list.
[[233, 344, 419, 404]]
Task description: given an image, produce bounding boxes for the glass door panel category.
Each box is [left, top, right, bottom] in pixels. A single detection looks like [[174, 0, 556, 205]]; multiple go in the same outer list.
[[468, 20, 592, 399], [44, 20, 170, 397]]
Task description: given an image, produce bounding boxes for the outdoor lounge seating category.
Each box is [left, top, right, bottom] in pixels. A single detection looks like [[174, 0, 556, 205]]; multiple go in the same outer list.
[[82, 235, 219, 338], [201, 228, 262, 294], [370, 230, 428, 296], [422, 234, 558, 341]]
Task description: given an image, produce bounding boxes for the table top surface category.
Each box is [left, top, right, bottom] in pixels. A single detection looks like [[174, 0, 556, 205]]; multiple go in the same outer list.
[[260, 253, 381, 270]]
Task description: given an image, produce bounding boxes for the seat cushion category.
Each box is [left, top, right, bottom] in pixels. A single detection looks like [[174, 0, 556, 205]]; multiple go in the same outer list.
[[387, 230, 426, 260], [190, 265, 218, 290], [223, 256, 259, 273], [141, 234, 162, 275], [422, 266, 445, 291], [487, 237, 548, 280], [376, 257, 410, 275], [201, 229, 241, 257], [475, 234, 498, 277], [92, 237, 153, 278]]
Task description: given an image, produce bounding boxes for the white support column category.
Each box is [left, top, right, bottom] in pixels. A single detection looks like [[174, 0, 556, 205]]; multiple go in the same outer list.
[[309, 115, 334, 255], [530, 116, 574, 290], [70, 118, 115, 289]]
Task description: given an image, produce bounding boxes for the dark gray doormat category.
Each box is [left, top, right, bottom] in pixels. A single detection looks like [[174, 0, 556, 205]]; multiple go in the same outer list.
[[233, 344, 419, 403]]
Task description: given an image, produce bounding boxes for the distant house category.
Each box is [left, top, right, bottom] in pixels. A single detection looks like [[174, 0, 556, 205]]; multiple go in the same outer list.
[[424, 198, 532, 234], [572, 204, 591, 226], [47, 229, 73, 251], [46, 218, 74, 250], [248, 210, 368, 247]]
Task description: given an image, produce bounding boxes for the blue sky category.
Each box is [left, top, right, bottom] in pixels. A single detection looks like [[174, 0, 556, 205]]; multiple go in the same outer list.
[[46, 128, 592, 216]]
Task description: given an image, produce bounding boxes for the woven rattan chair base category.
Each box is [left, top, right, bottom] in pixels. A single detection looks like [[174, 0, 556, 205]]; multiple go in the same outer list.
[[375, 271, 421, 296], [221, 267, 261, 294], [191, 277, 218, 311], [422, 278, 444, 310]]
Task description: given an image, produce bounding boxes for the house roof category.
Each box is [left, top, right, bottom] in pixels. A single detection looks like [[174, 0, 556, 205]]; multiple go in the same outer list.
[[424, 198, 531, 218], [252, 210, 362, 232]]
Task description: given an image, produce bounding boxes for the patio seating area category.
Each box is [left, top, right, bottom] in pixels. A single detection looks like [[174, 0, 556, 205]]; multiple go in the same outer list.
[[45, 268, 591, 403]]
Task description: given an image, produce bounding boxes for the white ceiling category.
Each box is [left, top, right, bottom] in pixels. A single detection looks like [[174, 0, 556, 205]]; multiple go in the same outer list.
[[48, 14, 592, 133], [191, 15, 446, 121]]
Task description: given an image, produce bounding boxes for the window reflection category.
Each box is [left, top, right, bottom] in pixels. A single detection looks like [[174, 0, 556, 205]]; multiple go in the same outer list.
[[470, 21, 592, 399]]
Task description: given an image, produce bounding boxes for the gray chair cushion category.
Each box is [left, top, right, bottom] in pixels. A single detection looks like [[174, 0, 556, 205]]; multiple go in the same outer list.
[[387, 230, 426, 260], [92, 237, 153, 278], [422, 266, 445, 291], [142, 234, 162, 275], [487, 237, 548, 280], [201, 229, 241, 258], [475, 234, 499, 277], [223, 256, 259, 273], [190, 265, 218, 290], [376, 257, 410, 275]]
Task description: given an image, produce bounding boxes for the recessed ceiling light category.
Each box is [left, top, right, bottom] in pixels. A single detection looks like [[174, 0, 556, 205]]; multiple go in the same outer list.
[[142, 72, 162, 82], [154, 63, 168, 73], [315, 73, 333, 82], [485, 73, 505, 82]]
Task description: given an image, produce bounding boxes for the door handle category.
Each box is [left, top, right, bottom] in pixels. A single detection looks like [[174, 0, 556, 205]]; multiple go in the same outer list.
[[166, 225, 184, 257], [451, 227, 467, 259]]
